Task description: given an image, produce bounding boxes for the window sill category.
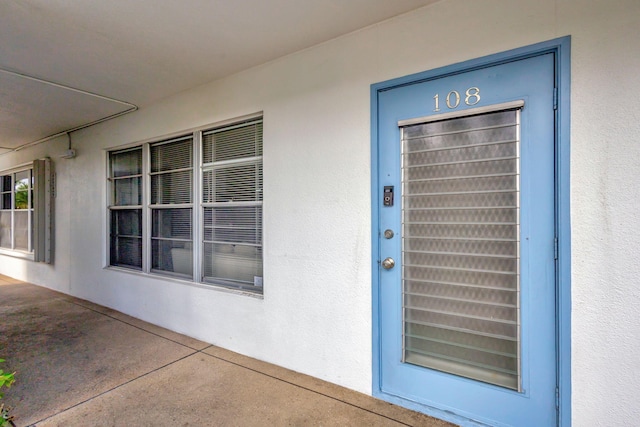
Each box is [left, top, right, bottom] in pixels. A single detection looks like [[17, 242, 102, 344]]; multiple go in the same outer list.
[[0, 249, 35, 261], [103, 265, 264, 299]]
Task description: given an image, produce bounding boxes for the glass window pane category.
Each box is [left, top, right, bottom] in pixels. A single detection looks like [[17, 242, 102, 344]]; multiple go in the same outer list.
[[113, 177, 142, 206], [203, 242, 262, 285], [14, 211, 29, 251], [151, 138, 192, 173], [111, 149, 142, 177], [15, 191, 29, 209], [112, 209, 142, 237], [0, 211, 11, 248], [110, 209, 142, 268], [151, 208, 193, 276], [151, 170, 192, 204], [202, 121, 263, 163], [1, 193, 10, 210], [202, 163, 262, 203], [151, 240, 192, 276], [110, 236, 142, 269], [14, 171, 30, 210], [203, 206, 262, 244], [150, 138, 193, 206], [14, 170, 30, 188], [30, 211, 33, 253], [152, 209, 192, 239], [1, 175, 11, 192]]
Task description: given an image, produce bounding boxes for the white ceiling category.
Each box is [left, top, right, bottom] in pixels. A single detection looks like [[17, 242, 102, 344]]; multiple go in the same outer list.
[[0, 0, 437, 154]]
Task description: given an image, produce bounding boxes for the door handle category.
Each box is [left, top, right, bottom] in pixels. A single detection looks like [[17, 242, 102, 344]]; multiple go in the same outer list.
[[381, 257, 395, 270]]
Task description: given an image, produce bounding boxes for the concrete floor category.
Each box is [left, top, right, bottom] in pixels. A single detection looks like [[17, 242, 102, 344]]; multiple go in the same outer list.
[[0, 275, 453, 427]]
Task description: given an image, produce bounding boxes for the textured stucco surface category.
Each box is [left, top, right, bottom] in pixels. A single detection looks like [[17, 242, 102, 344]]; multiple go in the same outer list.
[[2, 0, 640, 425]]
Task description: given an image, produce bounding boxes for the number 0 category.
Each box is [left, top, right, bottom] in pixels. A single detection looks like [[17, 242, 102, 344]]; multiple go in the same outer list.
[[446, 91, 460, 109]]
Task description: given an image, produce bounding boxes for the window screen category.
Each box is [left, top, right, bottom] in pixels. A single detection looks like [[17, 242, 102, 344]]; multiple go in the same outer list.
[[401, 109, 521, 390]]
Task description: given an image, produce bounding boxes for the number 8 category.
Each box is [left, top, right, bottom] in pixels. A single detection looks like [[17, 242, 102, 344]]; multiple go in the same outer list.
[[465, 87, 481, 106]]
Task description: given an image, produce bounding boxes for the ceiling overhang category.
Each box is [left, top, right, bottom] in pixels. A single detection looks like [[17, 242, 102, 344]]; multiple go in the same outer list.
[[0, 0, 438, 154], [0, 68, 136, 154]]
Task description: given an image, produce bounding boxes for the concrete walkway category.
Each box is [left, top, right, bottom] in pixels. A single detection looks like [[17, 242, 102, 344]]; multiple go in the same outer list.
[[0, 275, 453, 427]]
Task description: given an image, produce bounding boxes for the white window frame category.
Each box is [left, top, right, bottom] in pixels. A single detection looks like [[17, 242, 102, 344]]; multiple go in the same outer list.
[[106, 114, 264, 294], [108, 146, 144, 270], [0, 164, 35, 259], [148, 135, 195, 279]]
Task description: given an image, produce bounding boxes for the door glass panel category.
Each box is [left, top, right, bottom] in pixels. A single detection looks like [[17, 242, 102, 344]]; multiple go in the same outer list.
[[401, 109, 521, 390]]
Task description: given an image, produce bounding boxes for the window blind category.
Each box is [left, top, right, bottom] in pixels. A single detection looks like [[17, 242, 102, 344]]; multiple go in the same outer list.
[[106, 116, 264, 293], [150, 137, 194, 277], [202, 121, 263, 164], [202, 120, 263, 288]]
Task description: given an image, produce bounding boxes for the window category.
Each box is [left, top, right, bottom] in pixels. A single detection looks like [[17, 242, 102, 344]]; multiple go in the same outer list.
[[150, 136, 193, 277], [202, 122, 263, 287], [0, 167, 34, 253], [0, 160, 54, 262], [109, 147, 143, 269], [107, 117, 263, 292]]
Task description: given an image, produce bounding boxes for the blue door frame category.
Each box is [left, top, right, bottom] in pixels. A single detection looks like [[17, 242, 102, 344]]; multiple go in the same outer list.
[[371, 37, 571, 426]]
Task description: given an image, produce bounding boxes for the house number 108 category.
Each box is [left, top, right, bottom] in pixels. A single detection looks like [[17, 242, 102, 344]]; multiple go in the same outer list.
[[433, 87, 481, 112]]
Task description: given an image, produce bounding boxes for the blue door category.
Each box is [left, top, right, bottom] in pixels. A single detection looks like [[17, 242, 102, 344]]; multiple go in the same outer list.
[[375, 53, 557, 426]]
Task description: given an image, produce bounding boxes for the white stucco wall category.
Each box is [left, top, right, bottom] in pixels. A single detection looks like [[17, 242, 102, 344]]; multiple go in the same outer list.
[[2, 0, 640, 425]]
